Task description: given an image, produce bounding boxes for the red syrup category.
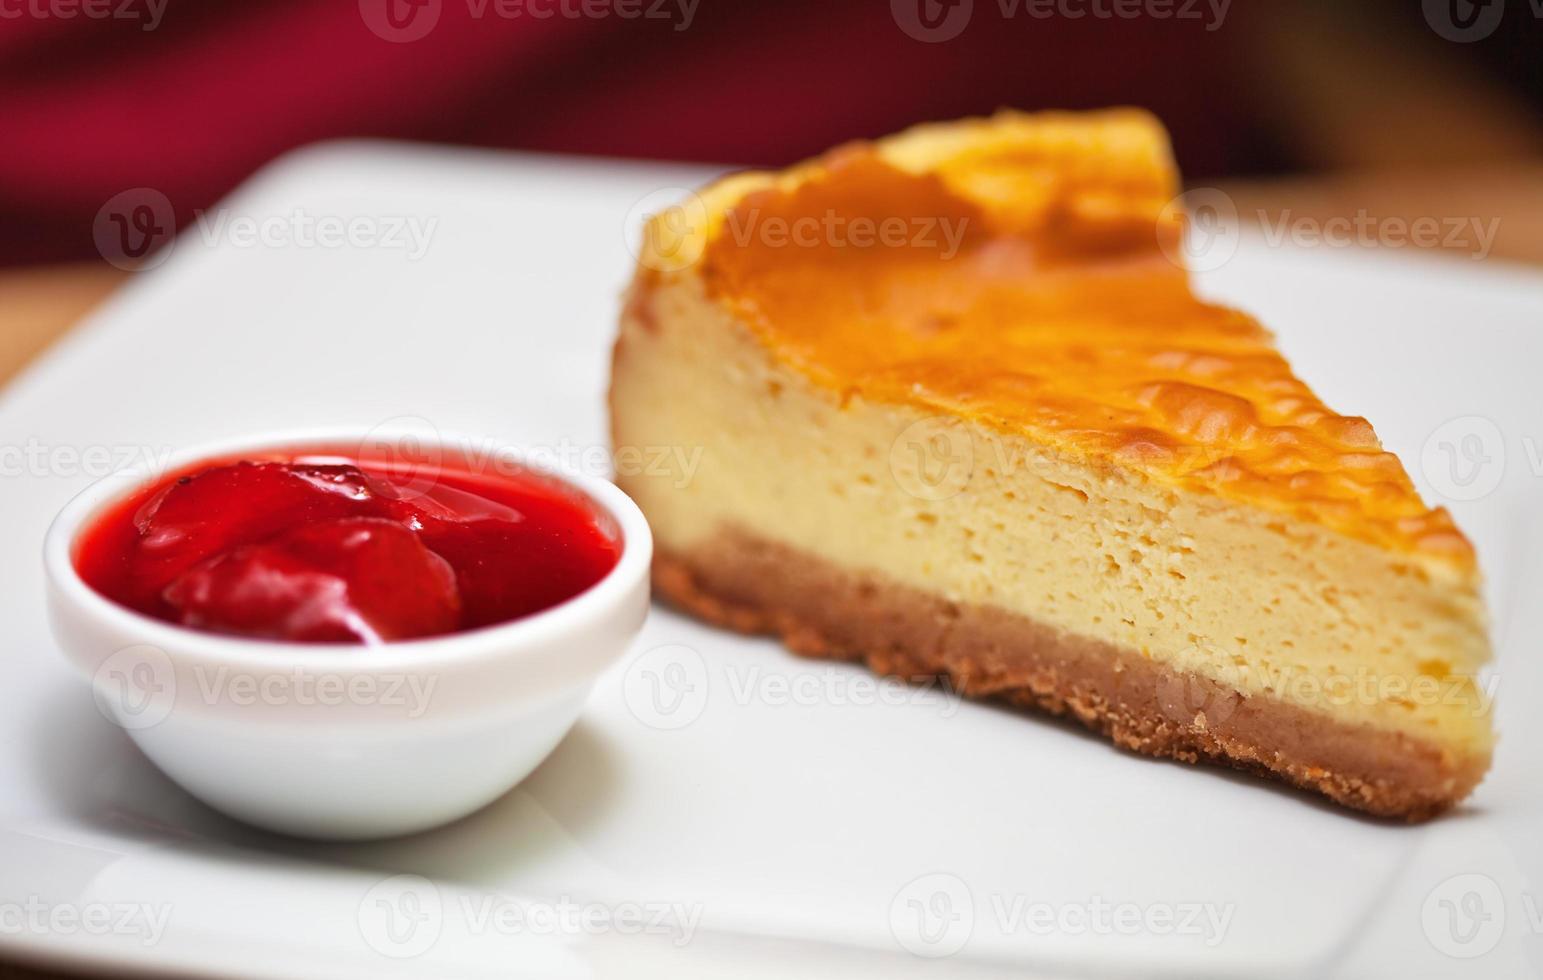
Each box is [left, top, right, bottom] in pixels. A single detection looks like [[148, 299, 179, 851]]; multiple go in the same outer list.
[[75, 453, 622, 644]]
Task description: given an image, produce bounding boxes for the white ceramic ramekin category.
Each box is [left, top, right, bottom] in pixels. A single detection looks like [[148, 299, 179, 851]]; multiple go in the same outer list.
[[42, 428, 651, 840]]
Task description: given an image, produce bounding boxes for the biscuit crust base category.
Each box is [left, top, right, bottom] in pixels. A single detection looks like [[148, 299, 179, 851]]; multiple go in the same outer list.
[[653, 528, 1487, 821]]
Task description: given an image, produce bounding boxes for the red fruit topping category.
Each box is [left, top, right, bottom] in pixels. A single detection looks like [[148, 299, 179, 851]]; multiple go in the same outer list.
[[76, 453, 621, 644], [130, 462, 394, 595], [164, 518, 462, 643]]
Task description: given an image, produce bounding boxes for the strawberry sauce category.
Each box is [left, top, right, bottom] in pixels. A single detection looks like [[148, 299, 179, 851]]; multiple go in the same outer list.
[[75, 453, 622, 644]]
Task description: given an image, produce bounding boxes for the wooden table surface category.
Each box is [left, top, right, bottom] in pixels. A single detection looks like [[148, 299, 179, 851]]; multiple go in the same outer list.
[[1, 170, 1540, 979], [0, 263, 125, 389]]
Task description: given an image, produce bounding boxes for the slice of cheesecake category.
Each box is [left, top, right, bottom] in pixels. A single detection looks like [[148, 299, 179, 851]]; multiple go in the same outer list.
[[609, 109, 1493, 819]]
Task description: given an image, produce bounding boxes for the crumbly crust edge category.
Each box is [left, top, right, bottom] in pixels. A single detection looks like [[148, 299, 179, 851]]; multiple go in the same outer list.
[[651, 528, 1489, 822]]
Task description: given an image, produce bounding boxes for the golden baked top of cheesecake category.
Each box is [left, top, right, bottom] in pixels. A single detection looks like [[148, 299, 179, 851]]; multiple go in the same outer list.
[[635, 109, 1473, 575]]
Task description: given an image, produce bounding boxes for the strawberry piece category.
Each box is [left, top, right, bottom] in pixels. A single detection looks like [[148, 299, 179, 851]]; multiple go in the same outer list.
[[131, 462, 393, 594], [163, 517, 461, 643]]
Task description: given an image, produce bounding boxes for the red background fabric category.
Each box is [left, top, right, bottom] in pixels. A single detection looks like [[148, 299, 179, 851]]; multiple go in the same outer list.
[[0, 0, 1270, 266]]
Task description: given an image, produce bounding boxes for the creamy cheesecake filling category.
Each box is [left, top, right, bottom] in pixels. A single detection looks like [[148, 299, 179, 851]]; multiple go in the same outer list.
[[611, 272, 1493, 757], [651, 531, 1487, 819]]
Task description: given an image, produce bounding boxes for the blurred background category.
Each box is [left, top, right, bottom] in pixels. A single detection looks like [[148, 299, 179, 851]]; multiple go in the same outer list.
[[1, 0, 1541, 384]]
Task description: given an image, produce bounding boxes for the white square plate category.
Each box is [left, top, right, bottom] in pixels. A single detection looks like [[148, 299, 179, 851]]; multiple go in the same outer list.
[[2, 144, 1539, 978]]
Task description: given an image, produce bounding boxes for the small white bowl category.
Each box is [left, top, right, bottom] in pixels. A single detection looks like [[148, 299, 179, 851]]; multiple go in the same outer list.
[[43, 428, 651, 840]]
